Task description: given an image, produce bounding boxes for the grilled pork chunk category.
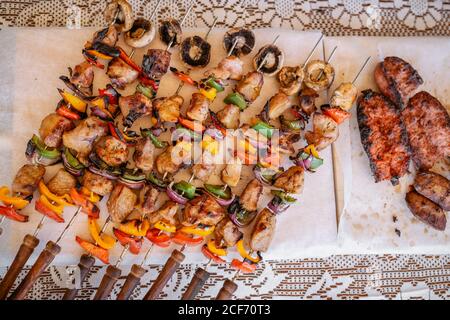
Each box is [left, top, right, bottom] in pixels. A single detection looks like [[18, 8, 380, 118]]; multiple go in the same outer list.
[[47, 168, 77, 196], [82, 171, 114, 196], [62, 116, 108, 162], [12, 164, 46, 197], [250, 208, 276, 252], [214, 217, 242, 248], [39, 113, 74, 148], [182, 193, 226, 227], [107, 57, 139, 89], [107, 184, 137, 223]]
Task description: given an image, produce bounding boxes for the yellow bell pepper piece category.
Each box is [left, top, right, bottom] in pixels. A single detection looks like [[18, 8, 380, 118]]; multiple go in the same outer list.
[[199, 87, 217, 101], [118, 219, 150, 237], [207, 239, 227, 256], [88, 218, 116, 250], [85, 49, 113, 60], [0, 186, 29, 209], [236, 239, 261, 263], [38, 181, 72, 207], [201, 136, 219, 155], [154, 220, 176, 233], [305, 144, 320, 159], [238, 139, 257, 155], [58, 89, 87, 113], [39, 194, 64, 215], [81, 187, 100, 203], [180, 225, 215, 237]]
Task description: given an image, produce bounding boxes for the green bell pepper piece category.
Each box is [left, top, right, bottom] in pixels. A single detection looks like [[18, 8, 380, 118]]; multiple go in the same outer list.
[[31, 135, 60, 159], [224, 92, 247, 111], [252, 121, 274, 139], [204, 184, 232, 200], [173, 181, 197, 200]]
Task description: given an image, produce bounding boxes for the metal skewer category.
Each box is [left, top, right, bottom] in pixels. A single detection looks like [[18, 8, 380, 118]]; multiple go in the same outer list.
[[352, 56, 371, 84], [166, 4, 194, 51]]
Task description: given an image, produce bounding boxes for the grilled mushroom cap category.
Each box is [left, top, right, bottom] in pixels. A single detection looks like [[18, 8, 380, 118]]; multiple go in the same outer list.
[[159, 19, 182, 47], [223, 28, 255, 56], [124, 18, 156, 48], [304, 60, 335, 92], [104, 0, 134, 33], [180, 36, 211, 68], [252, 44, 284, 76]]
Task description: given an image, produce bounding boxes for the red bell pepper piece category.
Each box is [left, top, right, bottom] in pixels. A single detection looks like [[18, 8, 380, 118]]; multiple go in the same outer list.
[[83, 51, 105, 69], [75, 236, 109, 264], [139, 76, 159, 92], [322, 106, 351, 124], [35, 199, 64, 223], [113, 228, 143, 255], [0, 205, 29, 223], [178, 117, 206, 133], [98, 86, 119, 105], [118, 47, 142, 73], [56, 105, 81, 120], [170, 67, 196, 86], [230, 258, 257, 273], [201, 245, 226, 264], [171, 232, 203, 246], [145, 228, 171, 247], [69, 188, 100, 219]]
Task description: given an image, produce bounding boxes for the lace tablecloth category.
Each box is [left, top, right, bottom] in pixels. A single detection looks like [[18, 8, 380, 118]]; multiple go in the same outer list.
[[0, 0, 449, 300]]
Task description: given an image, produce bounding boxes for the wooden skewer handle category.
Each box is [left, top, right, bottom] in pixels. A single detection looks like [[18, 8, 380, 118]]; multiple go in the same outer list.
[[143, 249, 185, 300], [93, 265, 121, 300], [9, 240, 61, 300], [0, 234, 40, 300], [181, 267, 210, 300], [62, 254, 95, 300], [116, 264, 147, 300], [215, 279, 238, 300]]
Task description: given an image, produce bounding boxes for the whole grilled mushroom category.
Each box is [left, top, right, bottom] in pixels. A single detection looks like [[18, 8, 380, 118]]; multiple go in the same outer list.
[[104, 0, 134, 33], [124, 18, 156, 48]]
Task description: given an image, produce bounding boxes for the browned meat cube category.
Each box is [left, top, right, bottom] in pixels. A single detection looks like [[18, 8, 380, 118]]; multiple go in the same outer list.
[[11, 164, 46, 197], [250, 208, 276, 252], [107, 184, 137, 223], [240, 179, 262, 212], [47, 168, 77, 196], [182, 193, 226, 227], [273, 166, 304, 194], [214, 217, 242, 248], [82, 171, 114, 196], [39, 113, 74, 148]]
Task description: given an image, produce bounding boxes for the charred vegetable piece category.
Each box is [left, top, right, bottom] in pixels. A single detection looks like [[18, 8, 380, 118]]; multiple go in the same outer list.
[[0, 205, 28, 223], [76, 236, 109, 264], [103, 0, 134, 33], [113, 228, 143, 255]]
